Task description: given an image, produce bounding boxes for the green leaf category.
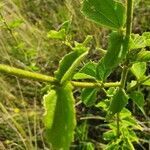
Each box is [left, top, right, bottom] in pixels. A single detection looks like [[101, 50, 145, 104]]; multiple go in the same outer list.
[[142, 32, 150, 46], [81, 142, 95, 150], [81, 0, 126, 30], [127, 80, 137, 90], [122, 117, 142, 130], [106, 87, 116, 97], [103, 130, 116, 141], [55, 51, 79, 81], [47, 29, 66, 40], [73, 73, 95, 80], [80, 61, 97, 77], [60, 51, 88, 84], [123, 138, 135, 150], [55, 50, 88, 84], [105, 139, 121, 150], [97, 32, 125, 80], [129, 34, 146, 50], [8, 19, 23, 28], [55, 37, 90, 84], [131, 62, 146, 79], [136, 50, 150, 62], [129, 91, 145, 112], [73, 42, 89, 53], [120, 108, 132, 119], [96, 99, 110, 111], [81, 88, 97, 107], [43, 84, 76, 150], [126, 130, 139, 142], [142, 77, 150, 86], [104, 32, 126, 68], [73, 61, 97, 80], [109, 88, 128, 115], [96, 58, 110, 81], [43, 89, 57, 129]]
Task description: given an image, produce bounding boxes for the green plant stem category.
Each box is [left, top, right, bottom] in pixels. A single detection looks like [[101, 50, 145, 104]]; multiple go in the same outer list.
[[0, 64, 120, 88], [126, 0, 133, 38], [71, 81, 120, 88], [0, 64, 56, 83], [80, 116, 105, 120], [120, 66, 129, 88], [116, 0, 134, 137], [116, 66, 129, 137]]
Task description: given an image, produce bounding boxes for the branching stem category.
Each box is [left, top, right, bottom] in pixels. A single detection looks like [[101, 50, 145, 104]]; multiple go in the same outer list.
[[0, 64, 120, 88]]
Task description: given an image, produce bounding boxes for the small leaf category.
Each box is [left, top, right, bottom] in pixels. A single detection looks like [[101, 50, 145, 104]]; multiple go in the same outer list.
[[136, 50, 150, 62], [8, 19, 23, 28], [81, 88, 97, 107], [96, 99, 110, 111], [142, 78, 150, 86], [81, 0, 126, 30], [97, 32, 125, 80], [142, 32, 150, 46], [80, 61, 97, 77], [109, 88, 128, 115], [127, 80, 137, 90], [129, 91, 145, 112], [73, 41, 90, 53], [131, 62, 146, 79], [73, 61, 97, 80], [120, 108, 132, 119], [60, 51, 88, 84], [47, 29, 66, 40], [73, 73, 95, 80], [106, 87, 116, 97], [129, 34, 146, 50], [43, 84, 76, 150], [103, 130, 116, 141]]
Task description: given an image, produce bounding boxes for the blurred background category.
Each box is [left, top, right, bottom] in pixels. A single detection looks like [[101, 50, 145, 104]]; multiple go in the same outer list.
[[0, 0, 149, 149]]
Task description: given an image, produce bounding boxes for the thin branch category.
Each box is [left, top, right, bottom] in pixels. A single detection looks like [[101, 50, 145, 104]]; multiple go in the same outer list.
[[0, 64, 120, 88], [80, 116, 105, 120], [116, 0, 134, 137]]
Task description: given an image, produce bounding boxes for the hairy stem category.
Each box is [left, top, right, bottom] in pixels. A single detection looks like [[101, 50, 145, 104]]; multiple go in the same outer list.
[[116, 0, 133, 137], [0, 64, 120, 88], [120, 65, 129, 88]]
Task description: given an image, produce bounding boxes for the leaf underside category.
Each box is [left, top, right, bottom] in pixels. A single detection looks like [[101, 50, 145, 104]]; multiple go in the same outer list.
[[43, 84, 76, 150]]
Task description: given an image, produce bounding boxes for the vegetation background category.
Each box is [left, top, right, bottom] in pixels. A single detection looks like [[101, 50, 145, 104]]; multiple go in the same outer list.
[[0, 0, 149, 149]]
